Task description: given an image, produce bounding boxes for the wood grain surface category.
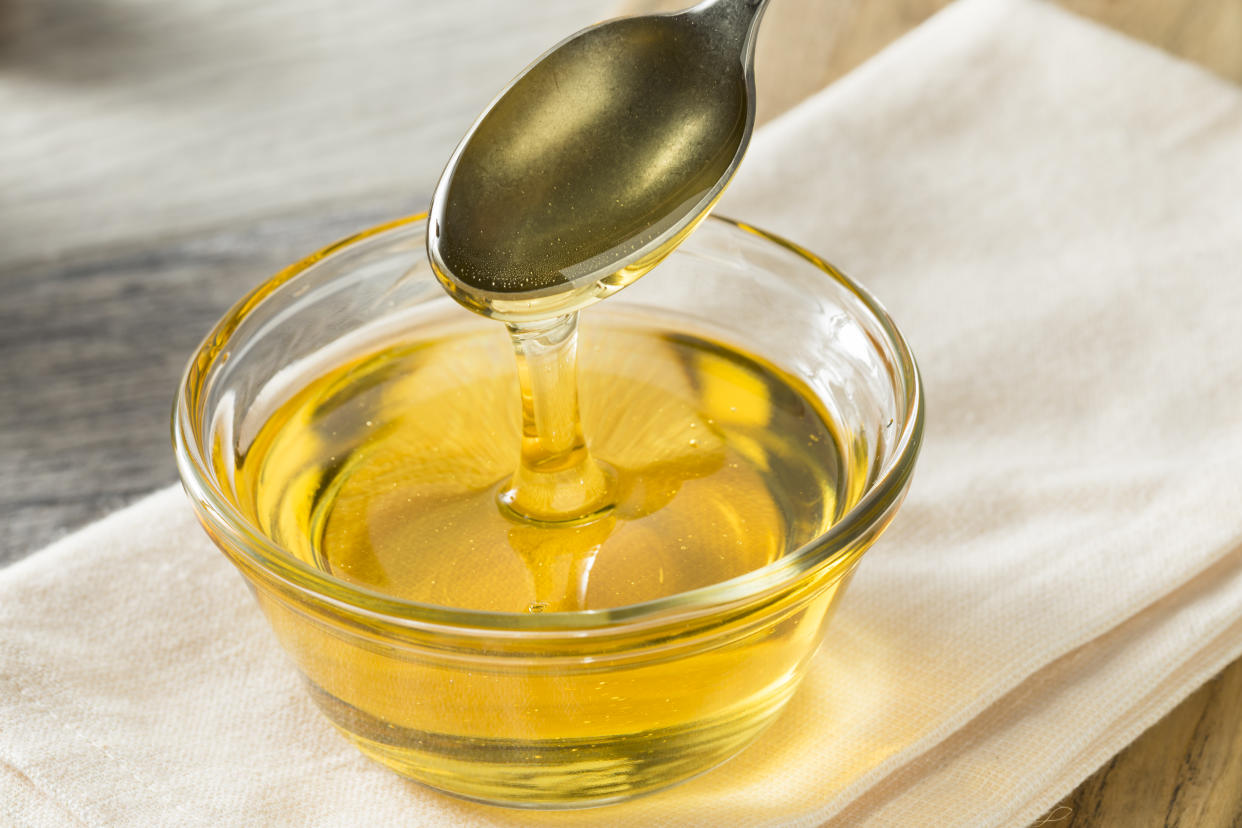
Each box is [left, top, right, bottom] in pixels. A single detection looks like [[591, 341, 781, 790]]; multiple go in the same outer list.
[[3, 0, 1241, 825]]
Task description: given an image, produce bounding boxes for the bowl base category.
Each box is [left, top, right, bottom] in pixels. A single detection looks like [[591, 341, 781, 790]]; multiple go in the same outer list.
[[306, 678, 797, 808]]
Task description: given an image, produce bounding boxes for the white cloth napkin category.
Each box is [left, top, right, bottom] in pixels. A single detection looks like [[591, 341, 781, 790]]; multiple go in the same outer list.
[[5, 0, 1242, 824]]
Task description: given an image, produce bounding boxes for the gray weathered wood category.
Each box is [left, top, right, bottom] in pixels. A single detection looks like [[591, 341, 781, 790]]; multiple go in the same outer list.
[[0, 202, 398, 560]]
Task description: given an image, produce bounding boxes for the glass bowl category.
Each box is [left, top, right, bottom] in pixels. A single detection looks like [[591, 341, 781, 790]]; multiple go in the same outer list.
[[172, 214, 922, 808]]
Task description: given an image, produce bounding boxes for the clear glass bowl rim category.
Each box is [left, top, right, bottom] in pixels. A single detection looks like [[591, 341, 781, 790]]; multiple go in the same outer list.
[[173, 213, 924, 634]]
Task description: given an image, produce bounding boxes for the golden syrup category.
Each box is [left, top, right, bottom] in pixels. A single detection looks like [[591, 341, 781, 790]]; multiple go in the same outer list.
[[236, 320, 844, 613]]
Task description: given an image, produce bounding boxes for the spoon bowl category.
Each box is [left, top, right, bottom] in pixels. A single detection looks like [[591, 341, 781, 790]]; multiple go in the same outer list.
[[428, 0, 769, 322]]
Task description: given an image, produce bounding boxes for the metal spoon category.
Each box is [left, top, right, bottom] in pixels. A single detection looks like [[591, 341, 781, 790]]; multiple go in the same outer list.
[[427, 0, 770, 322]]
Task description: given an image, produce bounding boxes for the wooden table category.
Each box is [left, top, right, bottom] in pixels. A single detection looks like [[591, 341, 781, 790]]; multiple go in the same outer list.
[[3, 0, 1239, 824]]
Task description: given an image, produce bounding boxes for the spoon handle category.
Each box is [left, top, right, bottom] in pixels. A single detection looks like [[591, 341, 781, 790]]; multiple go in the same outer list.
[[687, 0, 771, 62], [691, 0, 771, 17]]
